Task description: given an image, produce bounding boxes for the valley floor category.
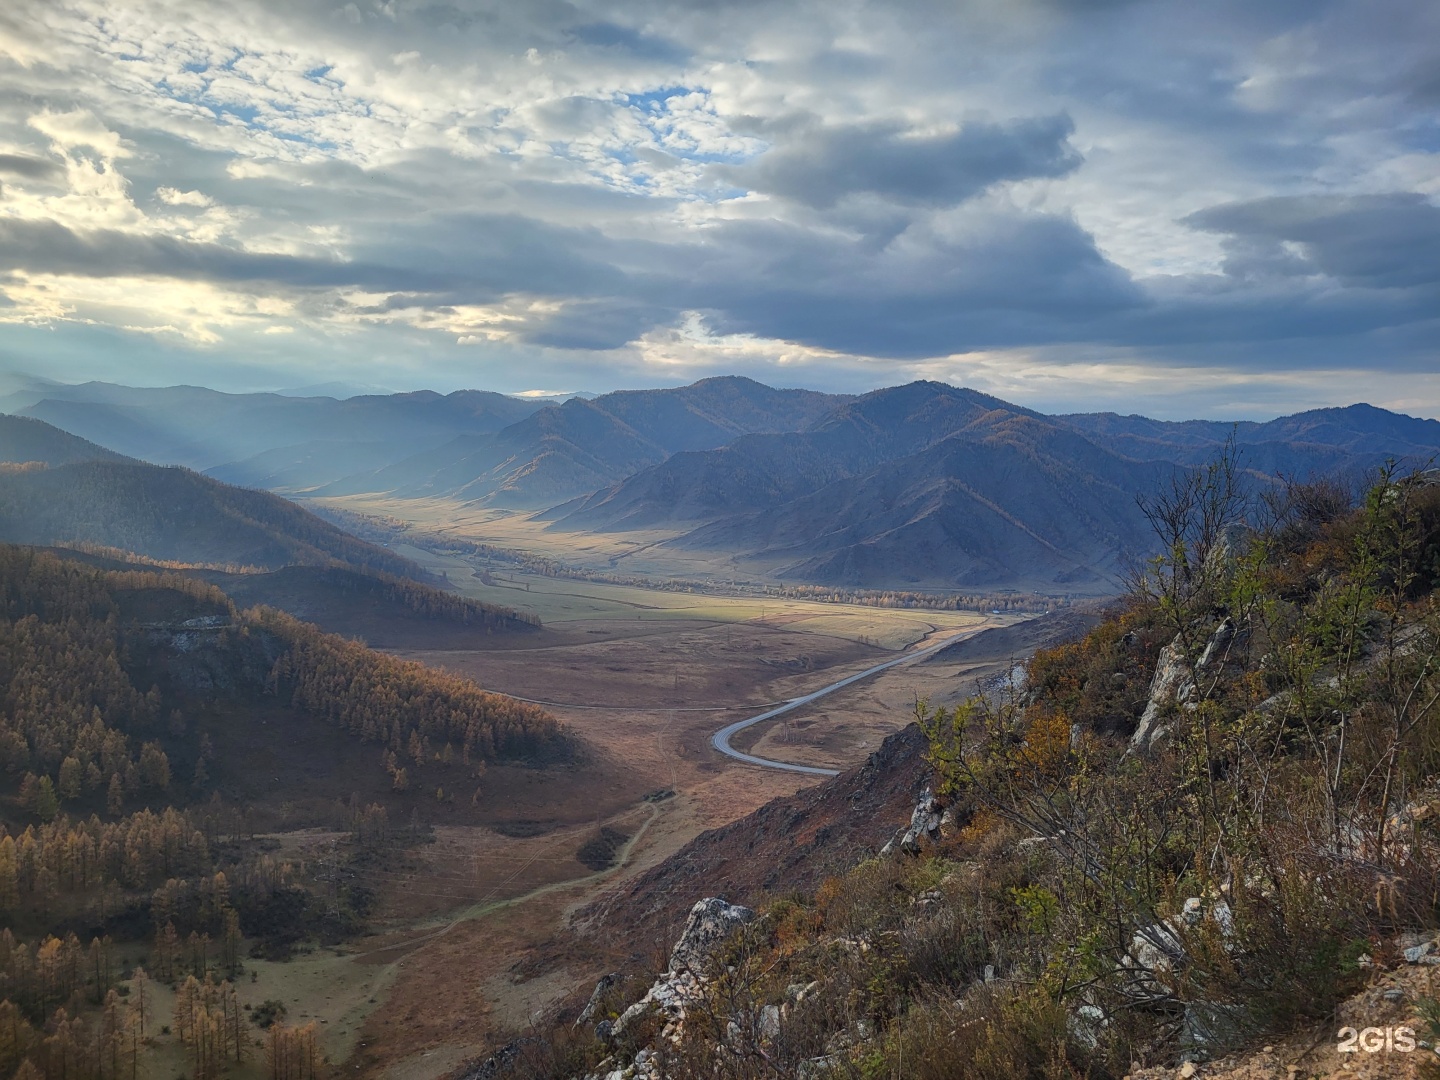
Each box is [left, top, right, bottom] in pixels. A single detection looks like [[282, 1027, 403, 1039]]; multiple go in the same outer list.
[[254, 536, 1037, 1079]]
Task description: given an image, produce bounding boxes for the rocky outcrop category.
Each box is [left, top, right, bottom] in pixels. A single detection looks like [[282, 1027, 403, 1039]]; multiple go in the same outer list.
[[880, 789, 945, 856], [1130, 635, 1192, 751], [575, 973, 619, 1029], [456, 1037, 539, 1080], [1130, 618, 1238, 752], [664, 898, 755, 977], [584, 898, 756, 1079]]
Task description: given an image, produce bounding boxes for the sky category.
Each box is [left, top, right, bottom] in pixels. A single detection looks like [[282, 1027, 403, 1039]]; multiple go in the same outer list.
[[0, 0, 1437, 419]]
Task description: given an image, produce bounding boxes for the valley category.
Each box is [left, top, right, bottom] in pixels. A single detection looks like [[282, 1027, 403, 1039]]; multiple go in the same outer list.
[[155, 540, 1026, 1080], [3, 378, 1438, 1080]]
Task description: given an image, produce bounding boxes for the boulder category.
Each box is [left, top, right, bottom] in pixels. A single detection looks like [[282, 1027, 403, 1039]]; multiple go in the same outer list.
[[668, 897, 755, 975]]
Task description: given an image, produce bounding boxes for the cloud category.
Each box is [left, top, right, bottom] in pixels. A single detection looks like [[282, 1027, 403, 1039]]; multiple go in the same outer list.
[[721, 115, 1082, 209], [1185, 193, 1440, 289], [0, 0, 1436, 417], [0, 153, 61, 180], [0, 217, 427, 289], [156, 186, 215, 207]]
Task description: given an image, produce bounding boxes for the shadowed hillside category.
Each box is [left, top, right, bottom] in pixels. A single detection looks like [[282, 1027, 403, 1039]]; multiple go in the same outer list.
[[556, 382, 1033, 530], [0, 413, 132, 467], [553, 384, 1440, 591], [46, 547, 540, 645], [0, 459, 424, 577]]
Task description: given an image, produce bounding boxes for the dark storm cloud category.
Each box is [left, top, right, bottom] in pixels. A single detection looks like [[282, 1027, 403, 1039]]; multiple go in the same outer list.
[[518, 299, 676, 350], [1186, 194, 1440, 289], [0, 217, 446, 289], [721, 116, 1082, 209], [685, 211, 1146, 357]]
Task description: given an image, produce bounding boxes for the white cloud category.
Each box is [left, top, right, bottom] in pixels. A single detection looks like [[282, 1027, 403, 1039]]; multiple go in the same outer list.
[[156, 186, 214, 207]]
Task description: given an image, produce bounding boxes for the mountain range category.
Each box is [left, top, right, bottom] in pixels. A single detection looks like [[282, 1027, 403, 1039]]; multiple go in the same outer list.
[[553, 385, 1440, 588], [1, 377, 543, 488], [6, 376, 1439, 592], [312, 376, 847, 508]]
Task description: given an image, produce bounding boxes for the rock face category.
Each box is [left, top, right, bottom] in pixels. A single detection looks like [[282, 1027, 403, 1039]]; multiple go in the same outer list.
[[1130, 618, 1239, 752], [1130, 635, 1193, 751], [592, 898, 756, 1079], [880, 789, 945, 855]]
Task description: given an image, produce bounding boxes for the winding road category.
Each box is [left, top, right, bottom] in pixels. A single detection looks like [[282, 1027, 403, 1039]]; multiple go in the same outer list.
[[710, 629, 983, 776]]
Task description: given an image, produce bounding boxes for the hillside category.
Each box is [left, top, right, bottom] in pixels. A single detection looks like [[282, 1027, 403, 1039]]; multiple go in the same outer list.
[[572, 611, 1102, 954], [48, 547, 539, 645], [559, 385, 1164, 588], [316, 376, 850, 508], [557, 382, 1035, 529], [0, 546, 560, 807], [0, 412, 132, 467], [0, 544, 564, 1073], [196, 563, 539, 646], [0, 458, 424, 577], [681, 416, 1161, 587]]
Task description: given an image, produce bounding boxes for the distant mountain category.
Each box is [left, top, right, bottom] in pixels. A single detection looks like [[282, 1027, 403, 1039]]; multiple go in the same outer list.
[[1059, 403, 1440, 474], [553, 384, 1440, 590], [320, 376, 850, 509], [0, 457, 424, 577], [0, 413, 133, 466], [557, 382, 1035, 529], [670, 411, 1162, 587], [12, 382, 544, 489]]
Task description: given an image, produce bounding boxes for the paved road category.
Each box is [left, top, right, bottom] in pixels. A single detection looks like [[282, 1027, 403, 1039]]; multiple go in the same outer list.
[[709, 630, 980, 776]]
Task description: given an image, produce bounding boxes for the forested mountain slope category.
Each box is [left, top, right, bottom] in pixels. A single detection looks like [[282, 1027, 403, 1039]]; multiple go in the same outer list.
[[0, 414, 131, 467], [0, 545, 563, 1076], [0, 546, 560, 821]]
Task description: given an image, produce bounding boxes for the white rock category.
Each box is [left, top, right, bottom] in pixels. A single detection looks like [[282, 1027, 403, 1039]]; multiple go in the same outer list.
[[759, 1004, 781, 1041]]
